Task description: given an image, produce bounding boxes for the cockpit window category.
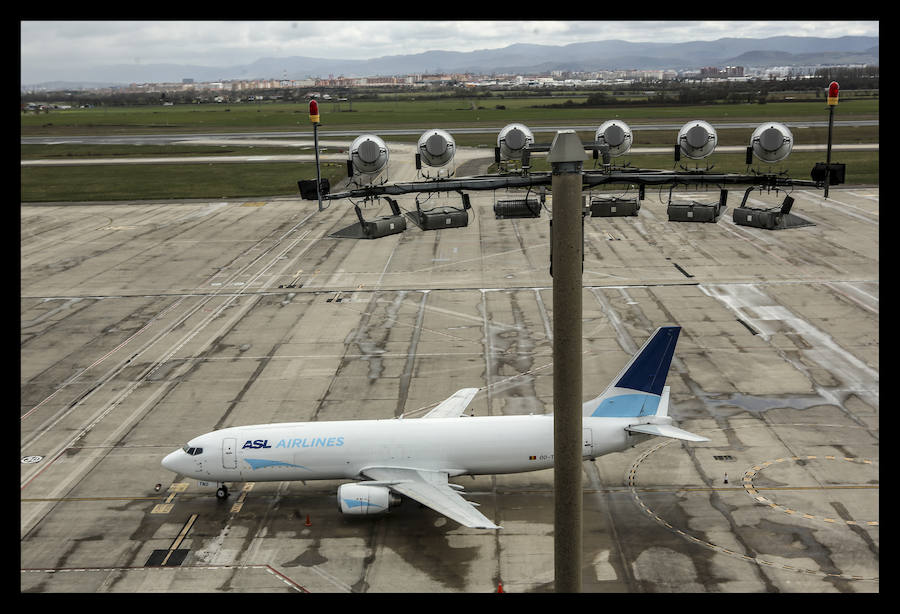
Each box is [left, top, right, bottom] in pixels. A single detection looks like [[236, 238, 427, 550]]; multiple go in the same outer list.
[[181, 446, 203, 456]]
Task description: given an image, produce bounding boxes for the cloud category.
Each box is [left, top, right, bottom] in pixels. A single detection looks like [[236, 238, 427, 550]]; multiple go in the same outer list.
[[21, 20, 878, 84]]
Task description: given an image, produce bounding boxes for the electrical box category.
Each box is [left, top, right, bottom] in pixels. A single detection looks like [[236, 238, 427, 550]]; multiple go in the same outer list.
[[589, 196, 640, 217], [667, 189, 727, 223], [494, 199, 542, 219], [408, 205, 469, 230]]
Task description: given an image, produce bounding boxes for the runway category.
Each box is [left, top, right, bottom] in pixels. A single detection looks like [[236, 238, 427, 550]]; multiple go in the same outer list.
[[20, 119, 878, 146]]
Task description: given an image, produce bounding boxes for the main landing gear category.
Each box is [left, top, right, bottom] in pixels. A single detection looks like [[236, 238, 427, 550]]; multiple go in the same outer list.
[[216, 484, 229, 500]]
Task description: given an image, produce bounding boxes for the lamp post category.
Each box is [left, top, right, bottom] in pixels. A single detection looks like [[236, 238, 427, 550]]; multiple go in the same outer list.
[[824, 81, 839, 199], [309, 99, 323, 212], [548, 130, 586, 593]]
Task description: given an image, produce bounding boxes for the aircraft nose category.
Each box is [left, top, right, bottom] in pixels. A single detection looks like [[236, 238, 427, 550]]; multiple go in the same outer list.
[[161, 450, 181, 473]]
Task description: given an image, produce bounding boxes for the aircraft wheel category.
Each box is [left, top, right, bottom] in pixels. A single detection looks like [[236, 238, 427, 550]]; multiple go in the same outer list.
[[216, 485, 229, 500]]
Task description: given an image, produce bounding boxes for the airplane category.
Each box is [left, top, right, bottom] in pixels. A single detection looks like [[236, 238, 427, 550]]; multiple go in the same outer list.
[[161, 325, 708, 529]]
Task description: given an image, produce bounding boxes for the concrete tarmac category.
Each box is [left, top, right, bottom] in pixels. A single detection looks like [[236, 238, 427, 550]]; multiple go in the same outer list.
[[21, 144, 878, 592]]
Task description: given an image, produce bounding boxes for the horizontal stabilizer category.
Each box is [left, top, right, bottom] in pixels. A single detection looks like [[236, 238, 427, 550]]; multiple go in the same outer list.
[[626, 423, 709, 442]]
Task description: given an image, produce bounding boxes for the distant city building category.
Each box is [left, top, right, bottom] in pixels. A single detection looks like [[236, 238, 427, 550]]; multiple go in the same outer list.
[[20, 62, 875, 97], [700, 66, 744, 78]]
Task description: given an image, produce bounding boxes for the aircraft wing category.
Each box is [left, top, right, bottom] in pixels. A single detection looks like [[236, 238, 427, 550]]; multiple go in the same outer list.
[[420, 388, 479, 419], [361, 466, 500, 529]]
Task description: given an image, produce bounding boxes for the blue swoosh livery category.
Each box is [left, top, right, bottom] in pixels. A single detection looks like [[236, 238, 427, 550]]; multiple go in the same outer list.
[[590, 393, 660, 417], [244, 458, 310, 471], [342, 498, 384, 510]]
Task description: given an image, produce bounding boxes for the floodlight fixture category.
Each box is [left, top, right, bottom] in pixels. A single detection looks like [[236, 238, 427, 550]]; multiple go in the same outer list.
[[595, 120, 632, 157], [750, 122, 793, 163]]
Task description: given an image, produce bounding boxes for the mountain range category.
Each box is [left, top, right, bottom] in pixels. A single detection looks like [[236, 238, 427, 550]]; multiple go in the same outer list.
[[26, 35, 878, 89]]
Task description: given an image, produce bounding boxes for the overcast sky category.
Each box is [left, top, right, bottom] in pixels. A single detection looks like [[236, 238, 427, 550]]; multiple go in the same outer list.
[[21, 20, 879, 84]]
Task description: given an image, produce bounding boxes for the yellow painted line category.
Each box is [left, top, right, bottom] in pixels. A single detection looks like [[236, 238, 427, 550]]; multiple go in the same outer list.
[[241, 201, 266, 207], [867, 521, 879, 526], [150, 482, 189, 513], [231, 482, 254, 513], [161, 513, 198, 566], [627, 440, 879, 582]]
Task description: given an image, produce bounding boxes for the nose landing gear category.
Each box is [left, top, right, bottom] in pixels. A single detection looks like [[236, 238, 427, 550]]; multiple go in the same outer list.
[[215, 484, 229, 500]]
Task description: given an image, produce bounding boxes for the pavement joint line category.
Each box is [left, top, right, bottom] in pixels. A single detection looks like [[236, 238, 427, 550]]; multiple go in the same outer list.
[[20, 210, 328, 534], [626, 438, 878, 582], [20, 564, 308, 591]]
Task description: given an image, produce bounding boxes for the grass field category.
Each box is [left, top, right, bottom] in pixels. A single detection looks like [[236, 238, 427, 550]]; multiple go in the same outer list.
[[20, 162, 349, 202], [21, 96, 878, 202], [21, 98, 879, 135]]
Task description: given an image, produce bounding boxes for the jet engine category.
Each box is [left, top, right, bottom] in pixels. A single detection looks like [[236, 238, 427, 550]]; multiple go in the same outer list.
[[349, 134, 390, 175], [337, 483, 401, 516], [418, 129, 456, 167], [677, 120, 717, 159], [749, 122, 793, 163], [496, 123, 534, 160], [595, 120, 633, 157]]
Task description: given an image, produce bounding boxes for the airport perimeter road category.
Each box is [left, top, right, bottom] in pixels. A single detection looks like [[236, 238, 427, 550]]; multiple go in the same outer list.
[[21, 147, 877, 592]]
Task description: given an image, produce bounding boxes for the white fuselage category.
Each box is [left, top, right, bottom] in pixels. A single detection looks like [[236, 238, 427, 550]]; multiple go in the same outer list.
[[163, 415, 648, 484]]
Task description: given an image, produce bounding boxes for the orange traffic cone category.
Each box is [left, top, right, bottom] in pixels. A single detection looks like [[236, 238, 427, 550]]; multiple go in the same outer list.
[[305, 514, 312, 527], [497, 581, 504, 593]]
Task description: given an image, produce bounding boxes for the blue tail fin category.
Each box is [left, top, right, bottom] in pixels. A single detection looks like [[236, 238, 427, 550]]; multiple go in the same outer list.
[[583, 326, 681, 418]]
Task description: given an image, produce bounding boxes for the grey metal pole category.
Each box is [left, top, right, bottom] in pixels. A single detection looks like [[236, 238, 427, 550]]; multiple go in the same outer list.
[[824, 104, 834, 200], [548, 130, 585, 593], [314, 122, 323, 212]]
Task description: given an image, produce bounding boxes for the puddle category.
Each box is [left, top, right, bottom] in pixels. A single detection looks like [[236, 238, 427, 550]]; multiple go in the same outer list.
[[701, 392, 826, 415]]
